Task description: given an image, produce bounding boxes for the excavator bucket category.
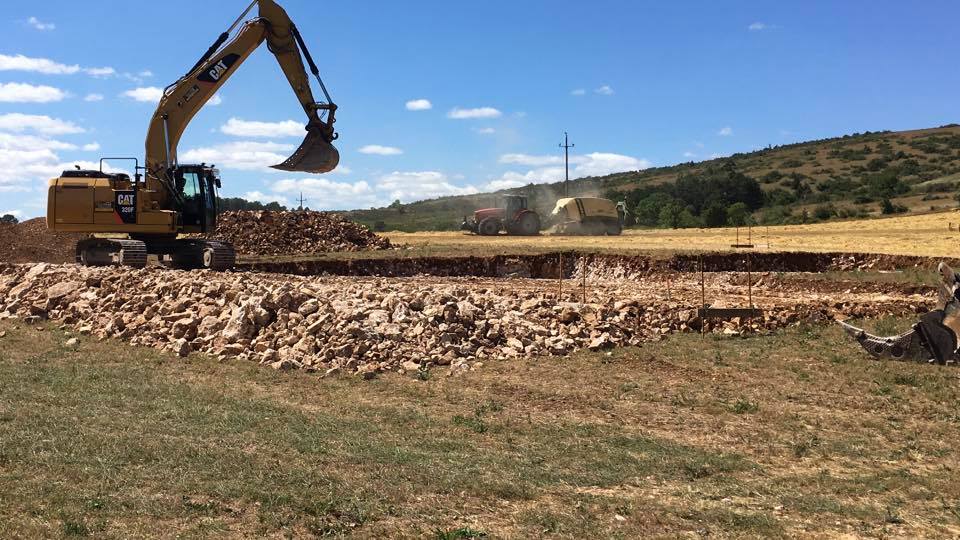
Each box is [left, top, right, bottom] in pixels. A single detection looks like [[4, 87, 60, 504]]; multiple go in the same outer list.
[[838, 320, 930, 362], [271, 129, 340, 174]]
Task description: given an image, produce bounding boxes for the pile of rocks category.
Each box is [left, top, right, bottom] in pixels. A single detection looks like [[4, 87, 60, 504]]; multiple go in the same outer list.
[[0, 264, 929, 377], [207, 211, 391, 257], [0, 218, 87, 264]]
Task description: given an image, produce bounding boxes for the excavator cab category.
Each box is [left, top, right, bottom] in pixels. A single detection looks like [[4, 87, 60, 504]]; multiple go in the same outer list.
[[174, 165, 220, 233]]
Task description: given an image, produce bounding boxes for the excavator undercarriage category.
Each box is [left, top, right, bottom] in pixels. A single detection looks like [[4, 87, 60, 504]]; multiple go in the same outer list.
[[75, 238, 236, 271]]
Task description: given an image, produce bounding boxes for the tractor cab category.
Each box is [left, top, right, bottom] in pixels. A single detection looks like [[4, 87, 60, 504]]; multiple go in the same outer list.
[[174, 165, 221, 233], [502, 194, 528, 216]]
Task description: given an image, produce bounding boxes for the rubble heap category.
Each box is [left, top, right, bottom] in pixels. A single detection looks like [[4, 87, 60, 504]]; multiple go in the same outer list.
[[206, 211, 391, 256], [0, 218, 86, 264], [0, 263, 930, 377]]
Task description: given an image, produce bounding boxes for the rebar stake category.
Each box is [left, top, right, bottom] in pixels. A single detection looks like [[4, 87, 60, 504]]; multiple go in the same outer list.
[[558, 251, 563, 300], [581, 255, 587, 304]]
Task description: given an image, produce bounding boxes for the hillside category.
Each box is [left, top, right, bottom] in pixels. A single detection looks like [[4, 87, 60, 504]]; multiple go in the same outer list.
[[344, 124, 960, 232]]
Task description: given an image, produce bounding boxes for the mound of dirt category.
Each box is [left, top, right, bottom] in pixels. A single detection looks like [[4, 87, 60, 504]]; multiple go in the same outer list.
[[207, 211, 391, 257], [0, 218, 86, 264]]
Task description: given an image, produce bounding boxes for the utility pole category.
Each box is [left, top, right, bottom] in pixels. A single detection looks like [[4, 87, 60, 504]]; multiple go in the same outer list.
[[559, 132, 574, 197], [297, 192, 307, 211]]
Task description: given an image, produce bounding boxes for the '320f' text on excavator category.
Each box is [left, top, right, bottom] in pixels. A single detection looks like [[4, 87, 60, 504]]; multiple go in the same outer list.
[[45, 0, 339, 271]]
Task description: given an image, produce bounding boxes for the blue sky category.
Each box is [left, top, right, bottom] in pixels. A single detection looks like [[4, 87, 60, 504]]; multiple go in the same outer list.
[[1, 0, 958, 218]]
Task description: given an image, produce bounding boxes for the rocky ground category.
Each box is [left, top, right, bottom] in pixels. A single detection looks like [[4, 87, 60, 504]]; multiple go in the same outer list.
[[206, 210, 391, 257], [0, 262, 933, 377]]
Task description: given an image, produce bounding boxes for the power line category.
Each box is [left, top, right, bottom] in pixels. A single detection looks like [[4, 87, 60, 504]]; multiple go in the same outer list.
[[297, 192, 307, 211]]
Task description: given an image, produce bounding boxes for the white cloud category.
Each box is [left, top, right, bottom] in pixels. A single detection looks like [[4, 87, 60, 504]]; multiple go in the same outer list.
[[83, 93, 104, 102], [485, 176, 536, 191], [0, 54, 78, 74], [710, 153, 725, 159], [405, 98, 432, 111], [717, 126, 733, 136], [181, 141, 297, 171], [0, 54, 117, 79], [0, 209, 23, 218], [82, 142, 100, 152], [269, 177, 380, 209], [0, 113, 84, 135], [207, 94, 223, 106], [0, 137, 125, 190], [447, 107, 502, 120], [571, 88, 586, 96], [121, 86, 163, 102], [27, 16, 55, 31], [0, 82, 66, 103], [138, 70, 154, 78], [595, 85, 614, 96], [376, 171, 479, 202], [250, 172, 422, 210], [474, 127, 496, 135], [490, 152, 651, 191], [683, 151, 696, 158], [0, 132, 76, 151], [84, 66, 115, 78], [574, 152, 650, 176], [219, 117, 303, 138], [243, 191, 289, 206], [499, 153, 563, 166], [748, 22, 767, 31], [358, 144, 402, 156]]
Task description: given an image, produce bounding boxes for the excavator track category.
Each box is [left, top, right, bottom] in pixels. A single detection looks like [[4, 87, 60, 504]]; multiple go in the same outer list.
[[201, 241, 236, 271], [164, 239, 236, 271], [76, 238, 148, 269]]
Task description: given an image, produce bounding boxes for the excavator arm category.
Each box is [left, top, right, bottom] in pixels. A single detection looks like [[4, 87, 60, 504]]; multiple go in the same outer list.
[[144, 0, 338, 201]]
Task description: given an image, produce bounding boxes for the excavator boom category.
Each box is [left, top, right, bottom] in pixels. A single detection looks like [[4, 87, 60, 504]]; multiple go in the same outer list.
[[145, 0, 338, 199], [46, 0, 341, 272]]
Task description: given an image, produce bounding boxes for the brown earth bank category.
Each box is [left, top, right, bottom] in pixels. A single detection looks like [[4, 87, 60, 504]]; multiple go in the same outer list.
[[0, 262, 935, 378], [0, 218, 86, 264], [241, 250, 959, 278]]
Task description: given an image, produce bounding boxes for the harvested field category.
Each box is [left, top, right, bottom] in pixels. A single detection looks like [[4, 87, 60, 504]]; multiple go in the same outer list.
[[385, 210, 960, 258]]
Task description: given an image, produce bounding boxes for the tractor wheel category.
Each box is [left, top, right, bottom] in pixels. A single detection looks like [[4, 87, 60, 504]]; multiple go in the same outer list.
[[515, 212, 540, 236], [478, 217, 501, 236], [606, 220, 623, 236]]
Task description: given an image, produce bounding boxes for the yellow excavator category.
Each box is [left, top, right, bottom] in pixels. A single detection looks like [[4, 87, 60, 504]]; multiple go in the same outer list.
[[46, 0, 339, 270]]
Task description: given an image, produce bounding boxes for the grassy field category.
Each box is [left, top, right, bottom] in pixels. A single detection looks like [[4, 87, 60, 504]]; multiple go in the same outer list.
[[2, 320, 959, 537], [381, 210, 960, 258]]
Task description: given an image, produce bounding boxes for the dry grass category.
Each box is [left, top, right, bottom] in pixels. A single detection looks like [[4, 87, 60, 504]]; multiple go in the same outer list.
[[384, 210, 960, 258], [1, 320, 959, 537]]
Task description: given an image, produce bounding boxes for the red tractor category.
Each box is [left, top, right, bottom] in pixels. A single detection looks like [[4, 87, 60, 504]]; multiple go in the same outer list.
[[461, 194, 541, 236]]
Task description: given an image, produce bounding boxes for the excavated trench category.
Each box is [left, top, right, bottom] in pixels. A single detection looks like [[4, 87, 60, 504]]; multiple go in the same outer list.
[[239, 251, 952, 280]]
